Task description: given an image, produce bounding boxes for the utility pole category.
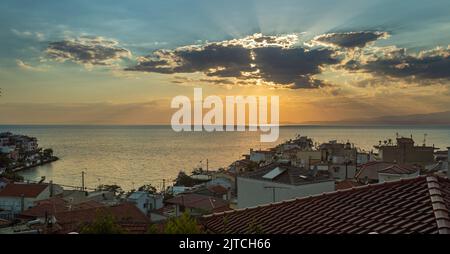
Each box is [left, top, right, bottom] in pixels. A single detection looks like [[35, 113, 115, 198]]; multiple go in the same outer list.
[[81, 171, 85, 192], [206, 159, 209, 172], [162, 179, 166, 194]]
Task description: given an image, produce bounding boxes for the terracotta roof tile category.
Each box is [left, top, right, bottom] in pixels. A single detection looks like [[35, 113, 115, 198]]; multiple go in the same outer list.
[[207, 185, 228, 195], [379, 164, 419, 175], [0, 183, 48, 198], [54, 202, 150, 234], [166, 194, 230, 213], [355, 162, 394, 181], [335, 180, 362, 190], [20, 197, 104, 218], [202, 175, 450, 234], [241, 162, 332, 186]]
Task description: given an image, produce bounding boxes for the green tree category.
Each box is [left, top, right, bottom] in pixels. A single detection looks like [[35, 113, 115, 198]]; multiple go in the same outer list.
[[138, 184, 157, 194], [174, 171, 207, 187], [0, 170, 24, 182], [80, 211, 124, 234], [147, 224, 160, 234], [125, 189, 136, 197], [42, 148, 53, 158], [0, 154, 12, 168], [164, 212, 203, 234], [97, 184, 124, 196], [245, 161, 259, 172]]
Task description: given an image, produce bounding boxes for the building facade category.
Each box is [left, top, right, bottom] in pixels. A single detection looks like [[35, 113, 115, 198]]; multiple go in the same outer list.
[[0, 183, 63, 214], [127, 191, 163, 215], [237, 163, 335, 208], [375, 137, 436, 165]]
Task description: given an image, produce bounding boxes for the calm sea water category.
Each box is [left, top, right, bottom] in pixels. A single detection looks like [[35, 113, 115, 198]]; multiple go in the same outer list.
[[1, 125, 449, 190]]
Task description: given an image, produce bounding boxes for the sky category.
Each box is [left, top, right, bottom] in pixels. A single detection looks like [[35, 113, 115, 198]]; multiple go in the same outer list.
[[1, 0, 450, 124]]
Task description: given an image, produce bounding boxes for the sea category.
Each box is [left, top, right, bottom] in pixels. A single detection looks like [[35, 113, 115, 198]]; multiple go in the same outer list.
[[1, 125, 449, 191]]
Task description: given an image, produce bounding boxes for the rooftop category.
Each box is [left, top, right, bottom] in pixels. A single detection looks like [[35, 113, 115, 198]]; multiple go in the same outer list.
[[378, 164, 419, 175], [54, 202, 150, 234], [202, 176, 450, 234], [166, 193, 230, 213], [20, 197, 104, 218], [207, 185, 229, 195], [240, 162, 332, 186], [355, 161, 395, 181], [335, 180, 363, 190], [0, 183, 48, 198]]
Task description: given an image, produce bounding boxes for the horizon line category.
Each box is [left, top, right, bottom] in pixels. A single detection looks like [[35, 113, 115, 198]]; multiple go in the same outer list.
[[1, 123, 450, 127]]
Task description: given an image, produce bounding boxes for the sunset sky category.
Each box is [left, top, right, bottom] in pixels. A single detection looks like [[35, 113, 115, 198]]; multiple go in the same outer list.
[[1, 0, 450, 124]]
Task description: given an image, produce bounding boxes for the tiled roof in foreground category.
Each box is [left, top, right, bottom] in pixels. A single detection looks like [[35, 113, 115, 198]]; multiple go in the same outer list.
[[201, 176, 450, 234], [378, 164, 419, 175]]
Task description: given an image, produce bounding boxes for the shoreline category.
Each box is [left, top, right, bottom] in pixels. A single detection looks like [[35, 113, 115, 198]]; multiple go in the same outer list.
[[12, 156, 59, 173]]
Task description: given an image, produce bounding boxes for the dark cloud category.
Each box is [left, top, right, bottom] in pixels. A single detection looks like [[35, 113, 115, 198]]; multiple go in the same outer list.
[[252, 47, 337, 87], [363, 47, 450, 80], [126, 34, 338, 89], [345, 46, 450, 82], [46, 36, 131, 66], [312, 32, 388, 48], [125, 32, 449, 88]]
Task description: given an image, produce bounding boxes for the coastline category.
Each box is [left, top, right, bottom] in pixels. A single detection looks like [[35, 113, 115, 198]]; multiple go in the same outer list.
[[12, 156, 59, 173]]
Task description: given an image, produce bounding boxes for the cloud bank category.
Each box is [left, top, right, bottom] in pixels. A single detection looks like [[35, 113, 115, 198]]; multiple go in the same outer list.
[[125, 33, 338, 89], [45, 36, 131, 67], [311, 31, 388, 48], [360, 46, 450, 81], [41, 32, 450, 89]]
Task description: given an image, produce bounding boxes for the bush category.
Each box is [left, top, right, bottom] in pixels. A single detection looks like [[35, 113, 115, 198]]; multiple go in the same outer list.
[[80, 211, 124, 234], [164, 212, 203, 234]]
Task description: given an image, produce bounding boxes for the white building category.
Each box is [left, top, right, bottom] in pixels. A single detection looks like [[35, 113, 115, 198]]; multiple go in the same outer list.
[[127, 191, 163, 215], [310, 163, 357, 180], [249, 149, 275, 163], [0, 182, 63, 214], [237, 163, 335, 209], [357, 152, 370, 164], [327, 164, 357, 180], [378, 165, 420, 183]]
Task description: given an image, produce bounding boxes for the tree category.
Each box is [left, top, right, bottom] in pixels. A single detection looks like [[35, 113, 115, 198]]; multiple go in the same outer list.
[[97, 184, 124, 197], [138, 184, 157, 194], [245, 161, 259, 172], [125, 189, 136, 197], [0, 170, 24, 182], [42, 148, 53, 158], [164, 212, 203, 234], [80, 211, 124, 234], [0, 154, 12, 168], [147, 224, 160, 234], [174, 171, 206, 187]]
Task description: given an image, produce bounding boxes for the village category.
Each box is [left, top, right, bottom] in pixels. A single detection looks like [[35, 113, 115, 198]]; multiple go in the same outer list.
[[0, 132, 58, 177], [0, 132, 449, 234]]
